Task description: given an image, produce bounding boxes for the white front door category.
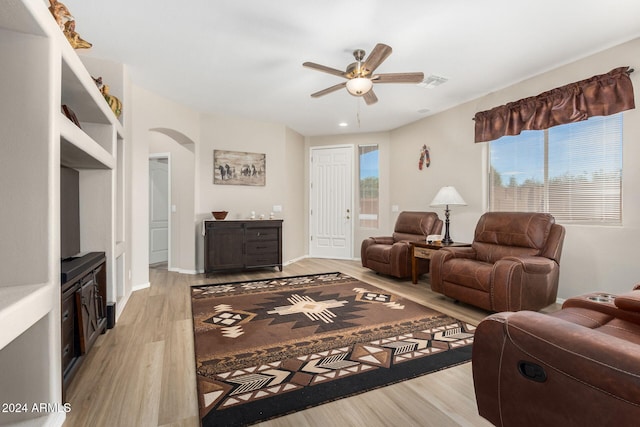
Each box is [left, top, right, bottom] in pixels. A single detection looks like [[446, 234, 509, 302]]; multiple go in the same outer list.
[[309, 146, 354, 259], [149, 156, 169, 264]]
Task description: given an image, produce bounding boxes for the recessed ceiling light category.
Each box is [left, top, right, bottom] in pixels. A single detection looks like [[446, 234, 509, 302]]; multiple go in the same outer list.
[[338, 122, 348, 127]]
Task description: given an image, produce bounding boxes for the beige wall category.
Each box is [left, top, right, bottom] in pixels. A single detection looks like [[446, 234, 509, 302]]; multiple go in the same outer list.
[[393, 39, 640, 298], [389, 112, 485, 243], [130, 86, 201, 288], [195, 113, 306, 270], [284, 127, 306, 261], [129, 38, 640, 301], [308, 38, 640, 299], [132, 93, 307, 281]]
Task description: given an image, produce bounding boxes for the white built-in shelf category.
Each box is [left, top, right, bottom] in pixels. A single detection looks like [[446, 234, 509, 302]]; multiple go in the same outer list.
[[59, 113, 115, 169], [0, 282, 55, 351], [60, 39, 124, 138], [1, 2, 128, 423], [0, 0, 49, 37]]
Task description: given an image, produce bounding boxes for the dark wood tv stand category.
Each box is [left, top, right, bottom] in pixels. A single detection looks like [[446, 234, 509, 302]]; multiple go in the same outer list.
[[60, 252, 108, 395], [204, 219, 283, 275]]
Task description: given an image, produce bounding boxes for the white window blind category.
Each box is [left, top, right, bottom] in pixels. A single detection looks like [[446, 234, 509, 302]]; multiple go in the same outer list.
[[489, 114, 623, 224]]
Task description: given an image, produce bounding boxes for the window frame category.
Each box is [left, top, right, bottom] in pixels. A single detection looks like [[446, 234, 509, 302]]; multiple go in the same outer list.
[[358, 144, 379, 229], [487, 113, 623, 225]]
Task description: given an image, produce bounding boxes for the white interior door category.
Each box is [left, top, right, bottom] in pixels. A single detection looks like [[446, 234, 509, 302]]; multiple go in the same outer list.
[[149, 156, 169, 264], [310, 146, 353, 259]]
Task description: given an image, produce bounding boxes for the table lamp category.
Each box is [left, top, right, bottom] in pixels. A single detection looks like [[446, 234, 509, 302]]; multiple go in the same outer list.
[[430, 186, 467, 244]]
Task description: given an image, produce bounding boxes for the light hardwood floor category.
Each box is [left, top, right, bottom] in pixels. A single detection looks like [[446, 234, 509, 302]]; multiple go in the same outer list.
[[63, 258, 560, 427]]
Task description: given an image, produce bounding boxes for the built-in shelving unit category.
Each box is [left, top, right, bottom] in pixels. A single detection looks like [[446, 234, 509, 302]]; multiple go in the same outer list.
[[60, 114, 115, 169], [0, 0, 128, 425]]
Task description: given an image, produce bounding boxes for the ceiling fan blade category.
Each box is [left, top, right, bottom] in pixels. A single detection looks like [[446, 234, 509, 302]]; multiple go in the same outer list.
[[363, 89, 378, 105], [374, 72, 425, 83], [362, 44, 392, 75], [303, 62, 347, 78], [310, 82, 347, 98]]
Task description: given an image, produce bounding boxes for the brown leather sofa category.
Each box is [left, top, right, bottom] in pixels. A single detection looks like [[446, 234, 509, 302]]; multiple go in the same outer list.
[[361, 211, 442, 279], [430, 212, 565, 312], [473, 286, 640, 427]]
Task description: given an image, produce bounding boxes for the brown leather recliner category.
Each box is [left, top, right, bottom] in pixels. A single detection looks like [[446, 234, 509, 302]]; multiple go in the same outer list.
[[430, 212, 565, 312], [361, 211, 443, 279], [473, 286, 640, 427]]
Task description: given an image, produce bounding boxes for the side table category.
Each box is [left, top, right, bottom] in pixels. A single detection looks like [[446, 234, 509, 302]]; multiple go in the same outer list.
[[410, 241, 471, 284]]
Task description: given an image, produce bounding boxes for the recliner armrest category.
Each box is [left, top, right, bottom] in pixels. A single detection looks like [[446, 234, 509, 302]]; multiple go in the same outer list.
[[615, 290, 640, 312], [368, 236, 394, 245], [491, 256, 559, 311], [440, 246, 477, 259], [430, 247, 478, 294], [501, 255, 557, 274]]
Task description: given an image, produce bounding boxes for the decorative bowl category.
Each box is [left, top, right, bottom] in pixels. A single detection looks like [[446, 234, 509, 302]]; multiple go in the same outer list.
[[212, 211, 228, 220]]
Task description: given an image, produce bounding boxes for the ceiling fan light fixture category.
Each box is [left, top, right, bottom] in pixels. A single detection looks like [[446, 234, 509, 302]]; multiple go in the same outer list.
[[346, 77, 373, 96]]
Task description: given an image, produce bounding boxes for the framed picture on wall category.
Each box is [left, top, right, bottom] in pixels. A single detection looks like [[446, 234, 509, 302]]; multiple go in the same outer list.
[[213, 150, 266, 186]]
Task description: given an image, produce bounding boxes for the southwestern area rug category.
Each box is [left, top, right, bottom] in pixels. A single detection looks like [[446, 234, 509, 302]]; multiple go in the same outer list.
[[191, 272, 475, 426]]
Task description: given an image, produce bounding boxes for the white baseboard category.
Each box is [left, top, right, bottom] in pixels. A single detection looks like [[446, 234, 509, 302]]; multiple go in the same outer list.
[[114, 293, 131, 321], [284, 255, 308, 265], [13, 411, 67, 427], [132, 282, 150, 292], [46, 409, 67, 427], [169, 267, 199, 275]]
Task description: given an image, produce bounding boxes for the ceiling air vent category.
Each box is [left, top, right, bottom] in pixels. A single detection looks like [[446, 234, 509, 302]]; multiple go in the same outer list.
[[418, 75, 448, 89]]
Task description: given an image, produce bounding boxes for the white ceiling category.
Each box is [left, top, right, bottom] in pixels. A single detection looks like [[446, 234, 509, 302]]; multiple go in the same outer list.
[[64, 0, 640, 136]]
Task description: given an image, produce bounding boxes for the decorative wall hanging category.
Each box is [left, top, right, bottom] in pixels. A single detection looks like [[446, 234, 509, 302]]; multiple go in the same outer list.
[[419, 144, 430, 170], [213, 150, 266, 186]]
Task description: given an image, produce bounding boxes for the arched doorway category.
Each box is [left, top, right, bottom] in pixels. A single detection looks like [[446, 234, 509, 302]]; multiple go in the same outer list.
[[148, 128, 196, 272]]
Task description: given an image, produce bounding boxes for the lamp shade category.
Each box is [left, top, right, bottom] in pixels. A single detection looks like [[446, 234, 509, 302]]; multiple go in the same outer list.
[[346, 77, 373, 96], [430, 186, 467, 206]]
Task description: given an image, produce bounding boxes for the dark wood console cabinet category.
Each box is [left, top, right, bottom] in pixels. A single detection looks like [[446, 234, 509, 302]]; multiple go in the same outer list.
[[60, 252, 107, 393], [205, 220, 283, 274]]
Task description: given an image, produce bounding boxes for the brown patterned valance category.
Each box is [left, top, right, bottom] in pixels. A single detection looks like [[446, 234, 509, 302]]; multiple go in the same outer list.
[[474, 67, 635, 143]]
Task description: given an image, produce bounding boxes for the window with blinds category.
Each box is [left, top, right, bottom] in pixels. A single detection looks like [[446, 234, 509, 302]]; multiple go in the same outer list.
[[489, 114, 623, 224], [358, 145, 379, 228]]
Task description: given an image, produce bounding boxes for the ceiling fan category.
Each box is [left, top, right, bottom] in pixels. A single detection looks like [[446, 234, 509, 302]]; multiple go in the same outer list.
[[303, 43, 424, 105]]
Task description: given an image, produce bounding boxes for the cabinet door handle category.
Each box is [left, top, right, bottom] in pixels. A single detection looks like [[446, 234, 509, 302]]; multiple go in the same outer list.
[[63, 344, 70, 356], [62, 310, 69, 321]]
